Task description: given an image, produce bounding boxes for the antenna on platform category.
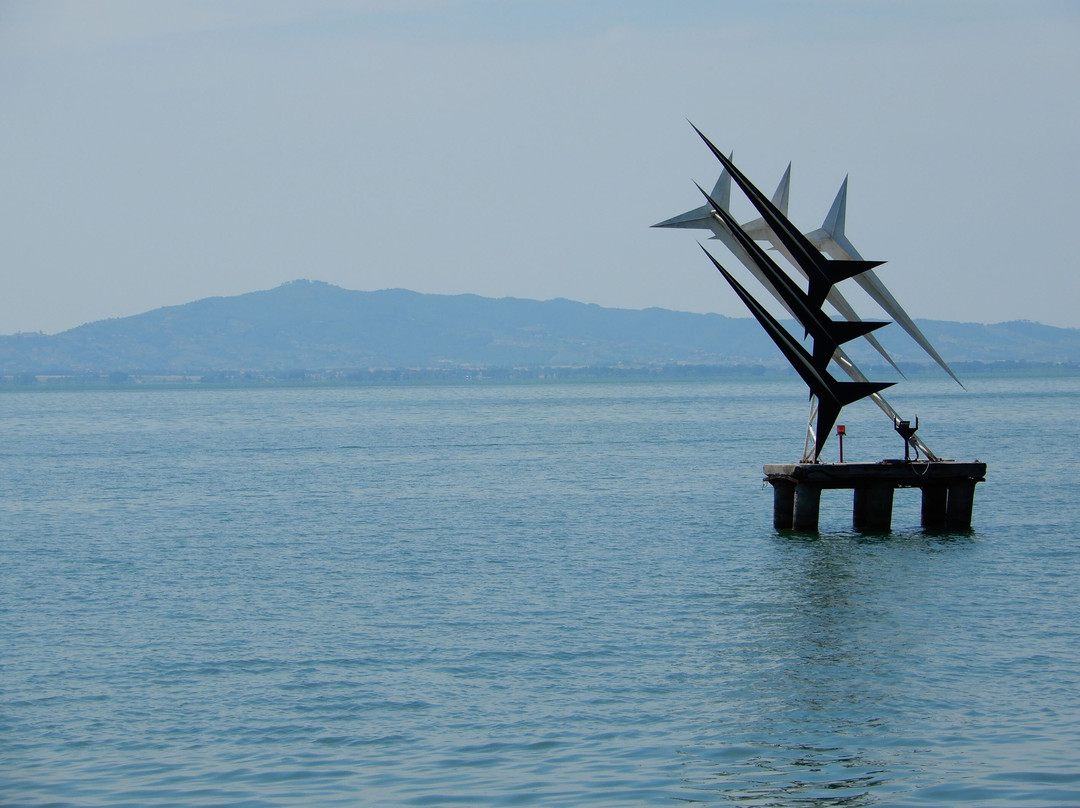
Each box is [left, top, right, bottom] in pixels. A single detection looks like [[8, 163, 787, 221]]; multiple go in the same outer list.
[[894, 417, 920, 462]]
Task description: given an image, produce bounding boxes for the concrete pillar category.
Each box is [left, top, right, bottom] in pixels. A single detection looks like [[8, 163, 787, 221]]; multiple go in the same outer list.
[[771, 479, 796, 530], [853, 487, 870, 530], [945, 481, 977, 529], [921, 485, 948, 529], [853, 484, 894, 532], [793, 484, 822, 531]]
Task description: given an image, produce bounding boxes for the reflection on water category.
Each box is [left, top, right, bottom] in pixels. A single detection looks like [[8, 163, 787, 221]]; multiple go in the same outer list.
[[678, 531, 1008, 807], [685, 743, 888, 807]]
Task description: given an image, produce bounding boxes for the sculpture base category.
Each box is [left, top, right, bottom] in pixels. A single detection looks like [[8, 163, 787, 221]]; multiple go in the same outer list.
[[764, 460, 987, 532]]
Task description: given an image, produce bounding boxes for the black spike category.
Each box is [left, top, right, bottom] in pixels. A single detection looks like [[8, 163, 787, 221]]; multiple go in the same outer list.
[[694, 181, 889, 373], [689, 122, 884, 311], [699, 244, 893, 460]]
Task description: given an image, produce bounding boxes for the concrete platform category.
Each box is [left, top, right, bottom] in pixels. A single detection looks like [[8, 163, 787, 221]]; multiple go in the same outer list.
[[764, 460, 987, 532]]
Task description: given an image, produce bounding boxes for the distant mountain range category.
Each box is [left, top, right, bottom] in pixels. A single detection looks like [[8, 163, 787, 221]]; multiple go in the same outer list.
[[2, 280, 1078, 379]]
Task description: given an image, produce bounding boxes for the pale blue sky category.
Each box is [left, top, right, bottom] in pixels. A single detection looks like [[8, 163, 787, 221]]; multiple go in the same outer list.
[[2, 0, 1078, 334]]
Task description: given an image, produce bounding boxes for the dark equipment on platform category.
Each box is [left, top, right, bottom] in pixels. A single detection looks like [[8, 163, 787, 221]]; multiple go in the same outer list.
[[894, 417, 920, 462]]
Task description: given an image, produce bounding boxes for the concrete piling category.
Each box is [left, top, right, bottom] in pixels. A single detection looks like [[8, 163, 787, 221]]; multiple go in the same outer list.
[[771, 479, 795, 530], [920, 486, 948, 529], [854, 484, 894, 532], [945, 480, 978, 530], [793, 484, 822, 532]]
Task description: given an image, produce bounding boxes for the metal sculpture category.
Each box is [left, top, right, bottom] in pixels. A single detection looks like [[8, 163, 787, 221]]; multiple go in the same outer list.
[[654, 124, 958, 462]]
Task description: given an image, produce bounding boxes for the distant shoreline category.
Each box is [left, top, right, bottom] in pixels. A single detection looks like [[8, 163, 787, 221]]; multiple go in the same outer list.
[[3, 360, 1077, 390]]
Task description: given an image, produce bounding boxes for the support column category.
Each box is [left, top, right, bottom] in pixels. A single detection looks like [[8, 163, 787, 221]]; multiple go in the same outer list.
[[793, 483, 822, 532], [771, 479, 796, 530], [945, 481, 977, 529], [853, 484, 894, 532], [921, 485, 948, 529]]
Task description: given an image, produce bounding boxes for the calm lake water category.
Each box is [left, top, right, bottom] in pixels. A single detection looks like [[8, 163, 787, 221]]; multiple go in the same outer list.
[[3, 374, 1080, 807]]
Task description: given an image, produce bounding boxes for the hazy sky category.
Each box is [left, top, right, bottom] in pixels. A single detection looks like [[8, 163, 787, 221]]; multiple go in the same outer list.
[[2, 0, 1078, 334]]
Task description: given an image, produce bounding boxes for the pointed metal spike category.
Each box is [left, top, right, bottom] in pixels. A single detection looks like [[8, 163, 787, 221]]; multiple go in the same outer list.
[[773, 163, 792, 216], [821, 176, 848, 237]]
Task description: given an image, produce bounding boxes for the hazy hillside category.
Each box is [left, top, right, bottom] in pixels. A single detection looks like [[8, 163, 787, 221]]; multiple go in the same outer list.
[[1, 280, 1078, 376]]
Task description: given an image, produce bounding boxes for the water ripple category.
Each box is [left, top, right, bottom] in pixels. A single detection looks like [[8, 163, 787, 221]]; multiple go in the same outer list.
[[3, 378, 1080, 806]]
